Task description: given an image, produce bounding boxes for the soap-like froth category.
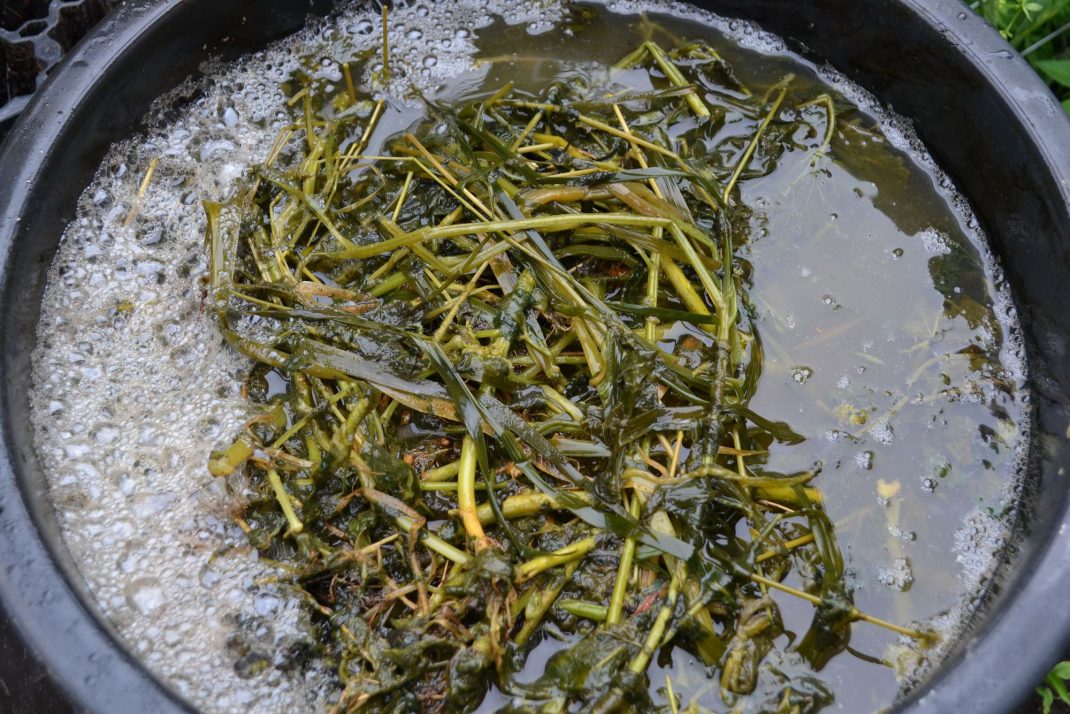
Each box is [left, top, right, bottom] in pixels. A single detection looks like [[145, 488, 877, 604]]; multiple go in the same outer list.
[[30, 1, 568, 710]]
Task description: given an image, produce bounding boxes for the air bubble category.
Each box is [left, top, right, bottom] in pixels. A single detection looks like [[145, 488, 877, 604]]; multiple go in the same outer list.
[[877, 558, 914, 591], [917, 227, 951, 255], [348, 19, 373, 34], [871, 420, 895, 446], [94, 425, 120, 446], [125, 577, 165, 614]]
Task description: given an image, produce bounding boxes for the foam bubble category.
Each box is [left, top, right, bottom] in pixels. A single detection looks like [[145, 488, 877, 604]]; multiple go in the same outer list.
[[953, 509, 1011, 590], [877, 558, 915, 592], [871, 419, 895, 446], [917, 227, 952, 255]]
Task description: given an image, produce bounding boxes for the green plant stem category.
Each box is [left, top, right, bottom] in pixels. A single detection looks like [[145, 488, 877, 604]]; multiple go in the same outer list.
[[606, 496, 641, 626]]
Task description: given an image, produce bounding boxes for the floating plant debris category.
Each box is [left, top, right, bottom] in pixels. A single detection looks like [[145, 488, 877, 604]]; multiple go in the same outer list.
[[204, 22, 938, 713]]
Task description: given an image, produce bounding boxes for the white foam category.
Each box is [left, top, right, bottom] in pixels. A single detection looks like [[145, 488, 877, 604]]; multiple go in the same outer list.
[[953, 509, 1012, 590], [917, 227, 952, 255], [877, 557, 915, 592], [29, 1, 570, 711]]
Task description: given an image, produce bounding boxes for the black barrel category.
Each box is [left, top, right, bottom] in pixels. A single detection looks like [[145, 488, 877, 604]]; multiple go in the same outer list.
[[0, 2, 1068, 712]]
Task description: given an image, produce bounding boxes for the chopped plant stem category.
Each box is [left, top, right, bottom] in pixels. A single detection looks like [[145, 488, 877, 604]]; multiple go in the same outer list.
[[755, 532, 816, 563], [748, 572, 931, 641], [606, 495, 641, 626], [630, 576, 680, 673], [456, 436, 488, 550], [342, 62, 357, 103], [124, 157, 158, 227], [666, 674, 680, 714], [381, 4, 390, 81], [267, 468, 303, 536], [645, 41, 711, 118], [514, 536, 597, 583], [559, 599, 609, 622], [202, 31, 932, 712], [723, 80, 790, 203]]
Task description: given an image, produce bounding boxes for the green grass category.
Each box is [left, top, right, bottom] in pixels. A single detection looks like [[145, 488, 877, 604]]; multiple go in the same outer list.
[[972, 0, 1070, 112], [1039, 662, 1070, 713]]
